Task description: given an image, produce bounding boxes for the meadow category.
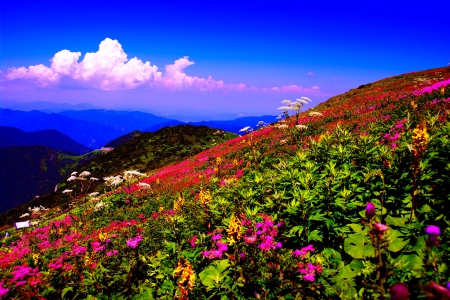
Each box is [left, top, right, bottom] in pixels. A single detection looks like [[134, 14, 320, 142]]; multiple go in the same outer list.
[[1, 67, 450, 299]]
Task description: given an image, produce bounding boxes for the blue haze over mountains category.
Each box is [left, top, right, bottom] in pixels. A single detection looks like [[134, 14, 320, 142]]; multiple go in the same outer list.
[[0, 105, 277, 149]]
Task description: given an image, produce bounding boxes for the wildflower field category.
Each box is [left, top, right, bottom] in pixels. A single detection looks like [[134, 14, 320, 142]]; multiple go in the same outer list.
[[1, 67, 450, 299]]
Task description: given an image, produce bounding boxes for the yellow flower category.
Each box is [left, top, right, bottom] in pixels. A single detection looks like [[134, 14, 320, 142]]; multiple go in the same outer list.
[[156, 178, 160, 185], [411, 101, 418, 110], [216, 157, 222, 165], [174, 258, 196, 299], [199, 189, 211, 207], [174, 194, 185, 213], [412, 121, 429, 160], [233, 159, 239, 166], [32, 253, 40, 265], [99, 232, 107, 242], [227, 214, 242, 245]]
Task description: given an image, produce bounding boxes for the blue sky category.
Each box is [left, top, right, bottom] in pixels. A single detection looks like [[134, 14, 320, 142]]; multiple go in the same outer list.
[[1, 0, 449, 118]]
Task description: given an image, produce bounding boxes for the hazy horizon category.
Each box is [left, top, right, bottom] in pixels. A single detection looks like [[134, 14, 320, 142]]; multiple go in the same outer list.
[[1, 1, 449, 118]]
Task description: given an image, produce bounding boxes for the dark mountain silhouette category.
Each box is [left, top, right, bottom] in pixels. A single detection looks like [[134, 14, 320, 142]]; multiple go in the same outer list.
[[0, 145, 100, 214], [0, 126, 91, 155], [143, 115, 277, 134]]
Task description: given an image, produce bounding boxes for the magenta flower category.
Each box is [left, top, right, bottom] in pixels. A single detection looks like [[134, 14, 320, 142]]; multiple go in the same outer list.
[[390, 282, 409, 300], [71, 245, 87, 256], [365, 202, 376, 219], [211, 234, 222, 242], [91, 241, 105, 252], [425, 225, 441, 246], [189, 235, 198, 248], [126, 235, 143, 248], [425, 225, 441, 235], [106, 250, 118, 257], [0, 282, 9, 299], [293, 244, 315, 259], [240, 252, 246, 262]]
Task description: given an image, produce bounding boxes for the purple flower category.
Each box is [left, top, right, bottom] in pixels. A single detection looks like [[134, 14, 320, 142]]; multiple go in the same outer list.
[[91, 241, 105, 252], [240, 252, 246, 262], [275, 242, 282, 250], [126, 235, 143, 249], [426, 225, 441, 246], [365, 202, 376, 219], [390, 282, 409, 300], [425, 225, 441, 235], [293, 244, 315, 259], [211, 234, 222, 242]]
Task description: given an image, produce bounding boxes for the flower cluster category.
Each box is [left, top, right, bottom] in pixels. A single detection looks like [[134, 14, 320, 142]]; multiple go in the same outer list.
[[173, 258, 196, 299], [381, 118, 406, 148], [126, 235, 143, 249], [297, 263, 323, 282], [202, 233, 228, 259], [412, 121, 429, 160], [226, 215, 242, 245]]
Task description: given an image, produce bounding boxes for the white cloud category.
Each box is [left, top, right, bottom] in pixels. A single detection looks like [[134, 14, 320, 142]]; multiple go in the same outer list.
[[1, 38, 321, 95]]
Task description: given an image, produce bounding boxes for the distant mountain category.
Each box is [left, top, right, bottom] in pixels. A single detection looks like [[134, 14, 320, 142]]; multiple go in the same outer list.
[[58, 109, 173, 132], [143, 115, 277, 134], [144, 120, 186, 132], [0, 109, 128, 149], [0, 100, 99, 113], [104, 130, 142, 148], [0, 145, 99, 213], [0, 126, 91, 155], [191, 115, 278, 134]]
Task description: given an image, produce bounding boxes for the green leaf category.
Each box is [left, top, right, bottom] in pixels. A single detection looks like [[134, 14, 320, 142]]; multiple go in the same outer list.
[[199, 259, 230, 289], [385, 215, 407, 227], [344, 233, 374, 259], [347, 223, 363, 233], [62, 286, 73, 298]]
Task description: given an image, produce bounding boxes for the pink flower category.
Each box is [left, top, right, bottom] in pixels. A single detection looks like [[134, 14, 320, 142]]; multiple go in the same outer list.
[[91, 241, 105, 252], [0, 282, 9, 299], [293, 244, 315, 259], [126, 235, 143, 249], [189, 235, 198, 248], [106, 250, 119, 257]]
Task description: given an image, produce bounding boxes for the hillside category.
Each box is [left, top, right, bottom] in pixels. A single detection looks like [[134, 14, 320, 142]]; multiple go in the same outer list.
[[1, 67, 450, 299], [0, 126, 91, 155], [0, 124, 237, 227]]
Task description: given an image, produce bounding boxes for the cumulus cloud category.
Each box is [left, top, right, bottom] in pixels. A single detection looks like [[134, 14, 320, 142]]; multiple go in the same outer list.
[[1, 38, 322, 95]]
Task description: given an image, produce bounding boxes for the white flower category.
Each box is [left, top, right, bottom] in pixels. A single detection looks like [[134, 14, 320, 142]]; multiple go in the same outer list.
[[67, 176, 77, 182], [19, 213, 30, 218], [71, 172, 78, 176], [62, 189, 73, 194], [89, 192, 99, 197], [276, 124, 288, 129], [90, 177, 99, 181], [30, 207, 41, 213], [79, 171, 91, 177], [94, 201, 105, 211], [138, 182, 151, 189], [124, 170, 146, 177], [308, 111, 323, 117], [30, 220, 40, 226], [296, 124, 308, 130], [281, 99, 291, 105], [239, 126, 252, 132]]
